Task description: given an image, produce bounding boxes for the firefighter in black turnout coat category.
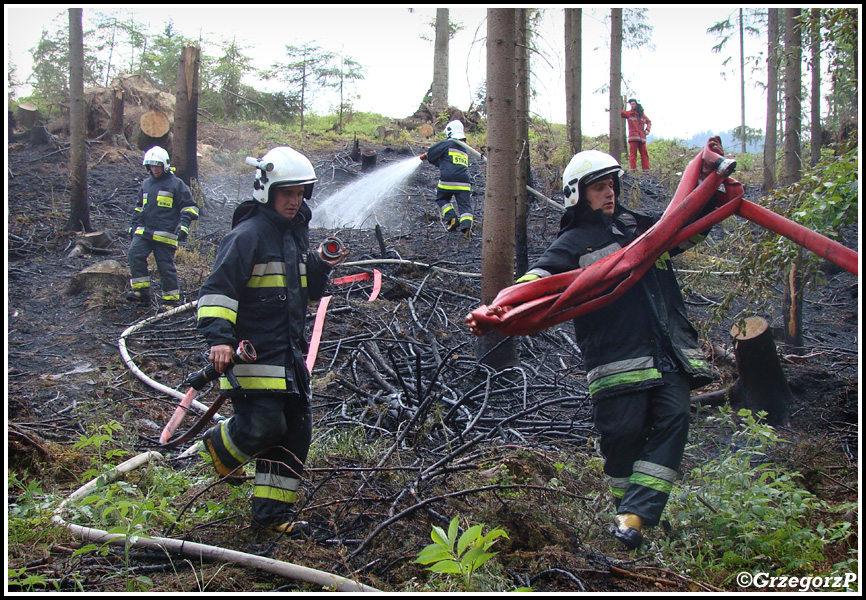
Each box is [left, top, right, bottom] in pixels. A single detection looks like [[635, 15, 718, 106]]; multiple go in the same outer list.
[[419, 119, 474, 237], [126, 146, 198, 306], [196, 146, 343, 533], [509, 150, 714, 550]]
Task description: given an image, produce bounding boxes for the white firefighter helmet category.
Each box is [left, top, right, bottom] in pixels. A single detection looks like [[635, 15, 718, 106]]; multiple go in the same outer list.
[[143, 146, 170, 172], [444, 120, 466, 140], [250, 146, 318, 203], [561, 150, 624, 208]]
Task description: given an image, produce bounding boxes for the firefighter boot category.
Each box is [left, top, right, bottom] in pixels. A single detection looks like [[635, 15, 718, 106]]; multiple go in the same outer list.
[[158, 298, 182, 313], [203, 432, 247, 486], [459, 215, 473, 238], [441, 206, 459, 232], [262, 519, 310, 538], [612, 513, 644, 550], [125, 289, 151, 304]]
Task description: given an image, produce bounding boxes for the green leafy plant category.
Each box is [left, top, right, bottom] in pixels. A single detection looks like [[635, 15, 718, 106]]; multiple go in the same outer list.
[[72, 420, 129, 480], [75, 485, 172, 592], [7, 567, 60, 592], [662, 407, 857, 585], [414, 515, 509, 591]]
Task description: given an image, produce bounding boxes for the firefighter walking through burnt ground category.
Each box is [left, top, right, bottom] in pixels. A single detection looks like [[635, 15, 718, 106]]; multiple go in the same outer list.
[[195, 146, 344, 535], [125, 146, 199, 308], [419, 119, 475, 238], [467, 147, 722, 551]]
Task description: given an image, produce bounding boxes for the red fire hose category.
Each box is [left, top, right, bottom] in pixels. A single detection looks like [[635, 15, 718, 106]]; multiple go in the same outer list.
[[468, 138, 858, 338]]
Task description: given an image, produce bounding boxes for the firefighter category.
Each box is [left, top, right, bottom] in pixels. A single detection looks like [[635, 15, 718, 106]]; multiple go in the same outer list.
[[196, 147, 343, 535], [490, 150, 713, 550], [126, 146, 198, 307], [418, 119, 474, 237], [621, 98, 652, 171]]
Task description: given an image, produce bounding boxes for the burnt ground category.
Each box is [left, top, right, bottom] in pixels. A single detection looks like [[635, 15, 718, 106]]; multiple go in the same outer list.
[[6, 124, 859, 592]]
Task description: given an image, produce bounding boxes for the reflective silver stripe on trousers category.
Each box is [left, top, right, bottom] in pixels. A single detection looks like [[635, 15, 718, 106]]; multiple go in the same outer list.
[[632, 460, 677, 483], [255, 472, 300, 491]]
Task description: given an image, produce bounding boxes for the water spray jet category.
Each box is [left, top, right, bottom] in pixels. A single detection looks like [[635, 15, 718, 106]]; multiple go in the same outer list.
[[310, 157, 423, 229]]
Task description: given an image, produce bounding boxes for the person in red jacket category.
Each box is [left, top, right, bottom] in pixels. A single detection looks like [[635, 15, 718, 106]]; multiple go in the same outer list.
[[621, 99, 652, 171]]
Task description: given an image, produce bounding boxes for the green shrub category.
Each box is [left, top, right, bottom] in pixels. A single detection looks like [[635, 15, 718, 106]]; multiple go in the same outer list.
[[662, 407, 857, 587]]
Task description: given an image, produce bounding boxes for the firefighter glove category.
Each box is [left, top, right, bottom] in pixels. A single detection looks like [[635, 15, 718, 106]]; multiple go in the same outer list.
[[175, 226, 188, 243]]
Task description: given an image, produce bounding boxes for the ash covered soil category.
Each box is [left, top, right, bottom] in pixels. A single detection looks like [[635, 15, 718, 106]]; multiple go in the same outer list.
[[6, 124, 859, 592]]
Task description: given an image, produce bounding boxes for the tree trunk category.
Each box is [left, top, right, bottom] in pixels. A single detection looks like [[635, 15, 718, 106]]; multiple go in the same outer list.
[[110, 88, 124, 135], [174, 45, 200, 188], [810, 8, 821, 167], [739, 9, 746, 153], [783, 8, 802, 186], [478, 8, 518, 368], [66, 8, 92, 233], [728, 316, 792, 427], [762, 8, 779, 193], [432, 8, 450, 115], [782, 248, 806, 353], [514, 9, 530, 277], [782, 8, 805, 354], [564, 8, 582, 155], [609, 9, 623, 162]]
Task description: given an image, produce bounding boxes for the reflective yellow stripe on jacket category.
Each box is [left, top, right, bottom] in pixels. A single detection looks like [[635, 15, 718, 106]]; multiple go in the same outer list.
[[197, 293, 239, 324], [246, 262, 287, 288]]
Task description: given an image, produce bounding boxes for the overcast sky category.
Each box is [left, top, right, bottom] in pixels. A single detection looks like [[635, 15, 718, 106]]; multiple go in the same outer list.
[[6, 5, 786, 139]]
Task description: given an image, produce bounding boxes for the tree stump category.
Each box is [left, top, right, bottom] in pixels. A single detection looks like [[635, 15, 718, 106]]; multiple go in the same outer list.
[[361, 149, 377, 171], [65, 259, 127, 295], [29, 125, 52, 146], [419, 123, 434, 137], [16, 101, 40, 129], [135, 110, 171, 151], [728, 316, 792, 426], [350, 138, 361, 162]]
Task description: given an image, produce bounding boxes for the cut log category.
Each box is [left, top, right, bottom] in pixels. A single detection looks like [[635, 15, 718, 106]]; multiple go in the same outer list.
[[17, 101, 40, 129], [728, 316, 792, 426], [690, 388, 728, 408], [419, 123, 434, 137], [77, 231, 115, 249], [173, 45, 200, 187], [140, 110, 170, 138], [135, 110, 171, 151]]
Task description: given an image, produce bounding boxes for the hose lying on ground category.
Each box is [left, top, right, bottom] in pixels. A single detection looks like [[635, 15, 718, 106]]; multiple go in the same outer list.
[[52, 450, 380, 592], [118, 301, 224, 421]]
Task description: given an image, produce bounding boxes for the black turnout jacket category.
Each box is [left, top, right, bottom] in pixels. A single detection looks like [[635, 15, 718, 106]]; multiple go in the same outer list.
[[525, 202, 712, 401], [196, 200, 332, 397], [130, 171, 198, 246]]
